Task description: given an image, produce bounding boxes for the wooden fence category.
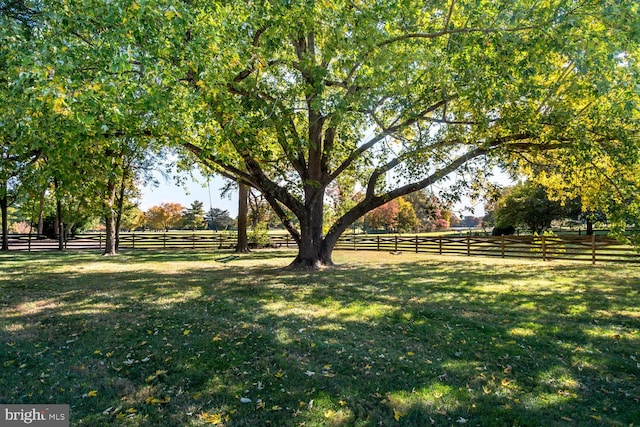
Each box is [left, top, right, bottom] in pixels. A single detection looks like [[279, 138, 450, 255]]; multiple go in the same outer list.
[[2, 232, 297, 251], [336, 234, 640, 264], [3, 232, 639, 264]]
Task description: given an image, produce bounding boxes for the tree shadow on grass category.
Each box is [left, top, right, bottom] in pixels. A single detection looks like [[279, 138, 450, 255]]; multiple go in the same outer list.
[[0, 254, 638, 426]]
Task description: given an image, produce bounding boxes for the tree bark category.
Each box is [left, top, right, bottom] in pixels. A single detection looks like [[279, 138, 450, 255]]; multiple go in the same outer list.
[[236, 181, 250, 252], [56, 196, 64, 251], [1, 189, 8, 251], [103, 175, 118, 256], [37, 189, 45, 238], [114, 170, 128, 251], [52, 179, 65, 250], [287, 191, 334, 269]]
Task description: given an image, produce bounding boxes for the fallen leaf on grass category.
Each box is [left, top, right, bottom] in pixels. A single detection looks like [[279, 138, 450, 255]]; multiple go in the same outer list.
[[393, 408, 405, 421], [322, 365, 335, 377], [145, 396, 170, 405], [199, 412, 224, 425], [145, 369, 167, 382]]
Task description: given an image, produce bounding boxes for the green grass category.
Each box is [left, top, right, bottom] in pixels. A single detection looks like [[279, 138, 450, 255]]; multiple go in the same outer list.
[[1, 250, 639, 426]]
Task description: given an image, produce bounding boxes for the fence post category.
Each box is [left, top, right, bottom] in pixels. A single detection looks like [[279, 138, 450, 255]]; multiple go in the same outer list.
[[377, 235, 380, 251], [415, 235, 419, 253], [467, 235, 471, 256], [439, 236, 442, 255], [353, 233, 357, 251], [542, 235, 547, 261], [591, 234, 596, 265], [192, 232, 196, 249], [99, 233, 102, 251], [163, 233, 166, 249], [132, 232, 135, 249], [395, 235, 398, 252], [500, 235, 505, 258], [28, 233, 32, 252]]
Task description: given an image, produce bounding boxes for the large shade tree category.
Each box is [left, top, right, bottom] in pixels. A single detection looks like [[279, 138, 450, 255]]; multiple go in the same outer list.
[[163, 1, 639, 268]]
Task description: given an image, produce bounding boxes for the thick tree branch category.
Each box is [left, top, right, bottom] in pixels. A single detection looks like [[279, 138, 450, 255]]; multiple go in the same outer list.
[[241, 153, 305, 218]]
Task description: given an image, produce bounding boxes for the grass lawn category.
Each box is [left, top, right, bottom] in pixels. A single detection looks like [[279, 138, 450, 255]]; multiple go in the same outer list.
[[1, 250, 639, 426]]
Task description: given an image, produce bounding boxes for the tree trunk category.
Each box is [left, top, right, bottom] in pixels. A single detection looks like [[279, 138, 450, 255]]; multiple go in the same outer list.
[[103, 176, 118, 256], [104, 210, 117, 256], [586, 218, 593, 236], [52, 178, 65, 250], [37, 189, 45, 238], [114, 171, 128, 251], [1, 190, 8, 251], [287, 195, 334, 269], [236, 181, 250, 252], [56, 196, 64, 251]]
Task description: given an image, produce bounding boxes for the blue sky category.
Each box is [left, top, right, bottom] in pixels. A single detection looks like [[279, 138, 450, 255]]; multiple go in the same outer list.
[[138, 172, 238, 215]]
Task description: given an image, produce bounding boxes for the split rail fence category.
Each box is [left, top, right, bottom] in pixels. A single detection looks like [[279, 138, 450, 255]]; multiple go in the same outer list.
[[3, 232, 640, 264]]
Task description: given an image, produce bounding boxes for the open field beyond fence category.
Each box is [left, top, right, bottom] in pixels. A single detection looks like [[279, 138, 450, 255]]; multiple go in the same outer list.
[[4, 231, 640, 264]]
